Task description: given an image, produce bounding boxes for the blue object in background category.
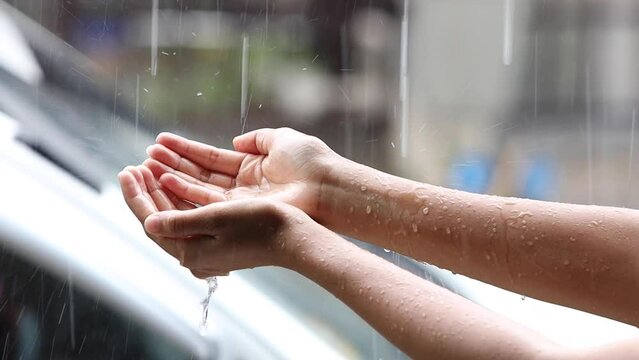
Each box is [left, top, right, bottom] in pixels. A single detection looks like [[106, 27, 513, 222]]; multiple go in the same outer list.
[[448, 154, 494, 194], [519, 155, 557, 200]]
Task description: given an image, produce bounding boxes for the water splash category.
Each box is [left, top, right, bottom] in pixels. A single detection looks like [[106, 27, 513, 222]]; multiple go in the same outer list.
[[502, 0, 514, 66], [199, 276, 218, 334]]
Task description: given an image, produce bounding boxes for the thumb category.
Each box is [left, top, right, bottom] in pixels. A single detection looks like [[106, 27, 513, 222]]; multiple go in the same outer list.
[[233, 128, 275, 154], [144, 208, 215, 237]]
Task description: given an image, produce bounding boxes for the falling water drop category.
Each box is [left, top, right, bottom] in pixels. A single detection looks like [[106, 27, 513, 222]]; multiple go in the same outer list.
[[628, 108, 636, 199], [240, 33, 250, 134], [502, 0, 514, 66], [200, 276, 218, 334], [151, 0, 159, 77], [399, 0, 410, 158], [135, 74, 140, 145]]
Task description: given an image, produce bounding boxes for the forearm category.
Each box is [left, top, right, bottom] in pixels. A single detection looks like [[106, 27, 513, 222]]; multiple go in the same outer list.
[[318, 158, 639, 325], [284, 230, 559, 359]]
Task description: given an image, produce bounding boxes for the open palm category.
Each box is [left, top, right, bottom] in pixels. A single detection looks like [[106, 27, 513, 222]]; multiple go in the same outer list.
[[144, 128, 336, 218]]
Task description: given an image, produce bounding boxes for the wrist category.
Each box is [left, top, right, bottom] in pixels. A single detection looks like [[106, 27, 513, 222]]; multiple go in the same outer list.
[[315, 155, 362, 225], [276, 218, 345, 273]]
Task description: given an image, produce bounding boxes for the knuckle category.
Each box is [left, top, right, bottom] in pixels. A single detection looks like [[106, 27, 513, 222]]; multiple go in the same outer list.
[[167, 216, 182, 235]]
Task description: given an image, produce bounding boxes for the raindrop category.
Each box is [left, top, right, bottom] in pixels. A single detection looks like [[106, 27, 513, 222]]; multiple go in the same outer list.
[[150, 0, 159, 77], [240, 33, 250, 134], [502, 0, 514, 66], [399, 0, 410, 158]]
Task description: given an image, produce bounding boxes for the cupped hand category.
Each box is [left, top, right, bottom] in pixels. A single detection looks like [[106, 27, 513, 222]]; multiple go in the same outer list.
[[144, 128, 339, 219], [118, 165, 315, 277]]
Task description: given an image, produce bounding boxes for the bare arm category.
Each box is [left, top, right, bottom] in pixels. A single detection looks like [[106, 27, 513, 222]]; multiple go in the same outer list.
[[284, 229, 561, 360], [120, 164, 637, 359], [317, 157, 639, 326], [145, 129, 639, 325]]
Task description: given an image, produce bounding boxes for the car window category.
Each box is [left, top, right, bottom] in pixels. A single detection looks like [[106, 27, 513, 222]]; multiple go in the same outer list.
[[0, 242, 195, 360]]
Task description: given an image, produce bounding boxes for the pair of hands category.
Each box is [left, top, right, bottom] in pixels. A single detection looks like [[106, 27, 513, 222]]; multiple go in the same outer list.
[[118, 128, 338, 277]]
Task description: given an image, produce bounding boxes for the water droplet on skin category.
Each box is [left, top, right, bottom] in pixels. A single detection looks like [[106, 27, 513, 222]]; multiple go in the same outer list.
[[442, 206, 449, 211], [366, 205, 372, 214], [349, 206, 354, 213], [383, 248, 391, 253], [411, 223, 418, 233], [445, 227, 451, 235], [526, 241, 533, 247], [569, 237, 576, 242], [422, 207, 430, 215], [360, 185, 368, 192], [563, 260, 571, 266]]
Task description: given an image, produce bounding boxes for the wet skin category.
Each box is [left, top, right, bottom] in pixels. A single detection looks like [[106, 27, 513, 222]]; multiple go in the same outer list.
[[121, 128, 639, 359]]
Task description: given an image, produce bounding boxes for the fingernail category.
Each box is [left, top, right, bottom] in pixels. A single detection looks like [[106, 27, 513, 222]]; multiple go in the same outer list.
[[144, 214, 161, 233]]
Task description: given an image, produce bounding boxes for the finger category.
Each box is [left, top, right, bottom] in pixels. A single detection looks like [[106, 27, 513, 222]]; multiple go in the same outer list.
[[156, 132, 247, 176], [190, 270, 229, 279], [147, 144, 237, 188], [118, 170, 157, 224], [139, 165, 176, 211], [128, 166, 158, 212], [144, 204, 229, 237], [232, 128, 276, 155], [190, 270, 209, 279], [154, 236, 187, 263], [159, 173, 227, 206], [163, 187, 197, 211], [144, 158, 229, 193]]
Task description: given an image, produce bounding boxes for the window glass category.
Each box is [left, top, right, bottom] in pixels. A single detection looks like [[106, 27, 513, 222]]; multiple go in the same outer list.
[[0, 243, 194, 360]]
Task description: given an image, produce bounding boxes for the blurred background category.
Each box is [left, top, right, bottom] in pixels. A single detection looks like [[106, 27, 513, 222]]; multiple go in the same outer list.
[[1, 0, 639, 358]]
